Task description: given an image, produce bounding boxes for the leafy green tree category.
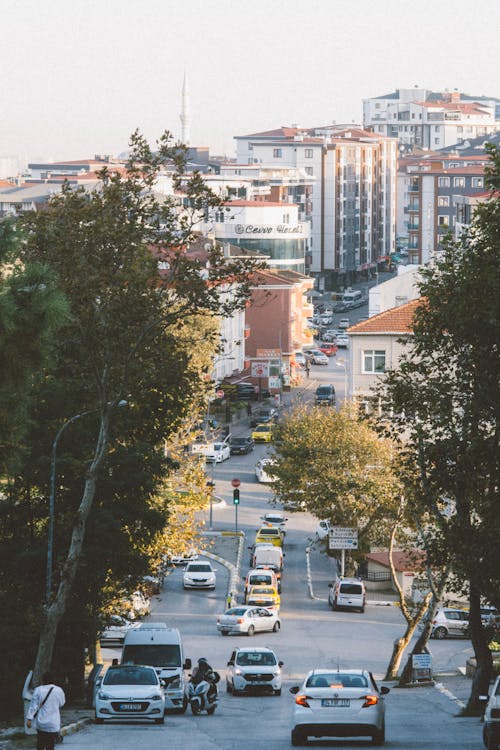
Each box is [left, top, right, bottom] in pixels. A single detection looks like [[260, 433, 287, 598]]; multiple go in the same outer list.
[[11, 130, 261, 686], [376, 145, 500, 711], [271, 405, 401, 560]]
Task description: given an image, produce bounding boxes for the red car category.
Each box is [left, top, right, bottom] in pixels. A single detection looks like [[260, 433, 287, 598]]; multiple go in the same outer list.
[[318, 342, 338, 356]]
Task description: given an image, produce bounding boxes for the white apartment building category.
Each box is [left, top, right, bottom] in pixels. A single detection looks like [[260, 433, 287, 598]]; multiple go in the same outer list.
[[364, 88, 500, 150], [234, 126, 397, 285]]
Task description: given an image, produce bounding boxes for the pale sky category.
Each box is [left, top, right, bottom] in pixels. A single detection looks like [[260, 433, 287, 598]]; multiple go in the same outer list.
[[1, 0, 499, 163]]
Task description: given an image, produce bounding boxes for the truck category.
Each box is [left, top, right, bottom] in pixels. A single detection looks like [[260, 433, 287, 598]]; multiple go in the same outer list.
[[121, 622, 191, 712]]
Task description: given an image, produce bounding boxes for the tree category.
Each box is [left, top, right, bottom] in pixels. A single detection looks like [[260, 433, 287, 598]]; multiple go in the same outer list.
[[13, 130, 261, 685], [376, 145, 500, 711], [271, 405, 401, 561]]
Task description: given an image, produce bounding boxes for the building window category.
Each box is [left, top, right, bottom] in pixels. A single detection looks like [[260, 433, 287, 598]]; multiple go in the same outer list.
[[305, 148, 313, 158], [471, 177, 484, 188], [438, 215, 449, 226], [363, 350, 386, 374], [454, 177, 465, 188], [434, 138, 440, 145], [305, 167, 313, 176], [438, 176, 450, 187], [273, 148, 282, 158], [438, 196, 450, 207]]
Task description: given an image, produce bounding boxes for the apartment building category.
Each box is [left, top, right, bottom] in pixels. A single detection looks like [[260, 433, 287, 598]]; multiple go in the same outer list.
[[234, 126, 397, 286], [363, 88, 500, 150]]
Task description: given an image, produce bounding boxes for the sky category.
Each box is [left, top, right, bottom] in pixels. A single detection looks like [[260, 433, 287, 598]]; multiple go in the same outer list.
[[1, 0, 500, 164]]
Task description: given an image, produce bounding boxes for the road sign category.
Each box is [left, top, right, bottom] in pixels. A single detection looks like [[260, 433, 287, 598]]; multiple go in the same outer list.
[[231, 478, 241, 488], [233, 489, 240, 505], [328, 526, 358, 550], [412, 653, 432, 669], [251, 362, 270, 378]]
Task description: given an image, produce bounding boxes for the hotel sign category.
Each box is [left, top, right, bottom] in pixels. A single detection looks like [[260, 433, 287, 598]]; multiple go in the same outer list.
[[235, 224, 303, 235]]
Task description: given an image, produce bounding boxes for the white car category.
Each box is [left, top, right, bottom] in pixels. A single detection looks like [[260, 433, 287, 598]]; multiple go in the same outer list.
[[261, 511, 287, 534], [289, 669, 389, 746], [316, 519, 331, 540], [192, 440, 230, 463], [217, 605, 281, 636], [100, 615, 139, 645], [95, 665, 166, 724], [121, 590, 151, 620], [255, 457, 276, 483], [226, 647, 283, 696], [169, 548, 198, 565], [335, 334, 349, 347], [293, 351, 307, 368], [338, 317, 351, 329], [183, 560, 216, 589]]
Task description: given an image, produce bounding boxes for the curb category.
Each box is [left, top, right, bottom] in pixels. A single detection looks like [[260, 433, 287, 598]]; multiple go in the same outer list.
[[60, 717, 92, 737], [203, 533, 245, 606]]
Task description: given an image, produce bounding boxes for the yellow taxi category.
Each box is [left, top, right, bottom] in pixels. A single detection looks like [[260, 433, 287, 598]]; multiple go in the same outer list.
[[251, 423, 274, 443], [254, 526, 284, 548], [246, 585, 281, 611]]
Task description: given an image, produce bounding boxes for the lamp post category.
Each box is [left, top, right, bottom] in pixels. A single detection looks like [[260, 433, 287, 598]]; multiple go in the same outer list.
[[336, 358, 348, 402], [46, 400, 127, 603]]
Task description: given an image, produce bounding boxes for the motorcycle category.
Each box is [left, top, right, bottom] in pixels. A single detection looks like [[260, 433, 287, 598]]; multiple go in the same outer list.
[[185, 671, 220, 715]]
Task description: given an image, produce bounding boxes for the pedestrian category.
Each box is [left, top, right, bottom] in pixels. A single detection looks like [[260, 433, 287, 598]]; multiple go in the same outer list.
[[26, 671, 65, 750], [246, 401, 252, 417], [305, 360, 310, 378]]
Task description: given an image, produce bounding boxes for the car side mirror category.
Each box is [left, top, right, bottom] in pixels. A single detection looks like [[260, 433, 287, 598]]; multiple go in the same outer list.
[[184, 658, 192, 670], [289, 686, 299, 695], [380, 686, 390, 695], [278, 661, 284, 667], [227, 661, 234, 666]]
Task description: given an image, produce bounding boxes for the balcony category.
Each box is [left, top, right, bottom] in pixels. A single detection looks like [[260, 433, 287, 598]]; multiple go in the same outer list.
[[407, 223, 420, 231], [404, 204, 420, 213], [408, 182, 420, 193], [437, 224, 450, 234]]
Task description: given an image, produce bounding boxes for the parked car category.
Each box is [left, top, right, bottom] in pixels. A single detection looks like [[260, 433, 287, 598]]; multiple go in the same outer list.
[[229, 435, 254, 455], [315, 384, 336, 406], [183, 560, 216, 590], [338, 317, 351, 329], [255, 457, 277, 483], [120, 590, 151, 620], [289, 669, 389, 746], [303, 349, 329, 365], [328, 578, 366, 613], [226, 647, 283, 696], [480, 606, 500, 627], [429, 607, 470, 639], [322, 328, 341, 342], [216, 605, 281, 636], [250, 407, 277, 428], [191, 439, 230, 463], [100, 615, 139, 645], [318, 342, 338, 356], [169, 548, 198, 566], [293, 351, 307, 368], [316, 519, 331, 539], [252, 423, 274, 443], [335, 333, 349, 347], [481, 674, 500, 750], [95, 665, 166, 724]]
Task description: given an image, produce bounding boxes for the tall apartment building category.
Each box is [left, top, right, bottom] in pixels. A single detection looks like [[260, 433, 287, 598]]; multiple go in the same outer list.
[[363, 88, 500, 150], [234, 126, 397, 286]]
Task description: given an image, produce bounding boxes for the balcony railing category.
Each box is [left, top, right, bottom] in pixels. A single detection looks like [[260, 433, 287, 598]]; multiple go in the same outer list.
[[407, 223, 420, 231], [404, 204, 420, 213], [408, 183, 420, 192]]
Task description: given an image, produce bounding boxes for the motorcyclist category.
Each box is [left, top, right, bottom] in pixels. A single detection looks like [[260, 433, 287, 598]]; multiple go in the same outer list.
[[191, 658, 219, 702]]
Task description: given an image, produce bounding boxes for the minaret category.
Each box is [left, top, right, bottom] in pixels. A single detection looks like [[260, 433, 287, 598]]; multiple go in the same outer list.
[[180, 72, 191, 146]]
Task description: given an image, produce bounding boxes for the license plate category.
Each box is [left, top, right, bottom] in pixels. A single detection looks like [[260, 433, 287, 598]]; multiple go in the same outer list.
[[119, 703, 142, 711], [322, 698, 350, 707]]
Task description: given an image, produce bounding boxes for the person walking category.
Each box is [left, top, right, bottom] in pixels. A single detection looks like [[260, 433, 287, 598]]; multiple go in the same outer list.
[[246, 401, 252, 418], [305, 359, 310, 378], [26, 672, 65, 750]]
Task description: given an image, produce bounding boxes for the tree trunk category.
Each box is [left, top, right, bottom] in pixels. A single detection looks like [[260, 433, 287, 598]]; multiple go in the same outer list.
[[32, 413, 109, 685], [399, 596, 438, 685], [465, 585, 493, 715], [384, 616, 424, 680]]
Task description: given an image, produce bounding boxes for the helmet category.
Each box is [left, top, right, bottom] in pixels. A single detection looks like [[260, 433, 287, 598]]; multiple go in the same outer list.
[[198, 657, 208, 665]]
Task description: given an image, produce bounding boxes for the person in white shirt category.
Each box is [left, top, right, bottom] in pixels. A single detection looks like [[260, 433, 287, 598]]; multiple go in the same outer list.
[[26, 672, 65, 750]]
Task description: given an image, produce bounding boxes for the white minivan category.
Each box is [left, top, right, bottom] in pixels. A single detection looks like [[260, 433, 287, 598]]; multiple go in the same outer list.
[[328, 578, 366, 613]]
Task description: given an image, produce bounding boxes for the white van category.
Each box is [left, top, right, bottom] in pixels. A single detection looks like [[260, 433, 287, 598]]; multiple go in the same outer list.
[[328, 578, 366, 613], [243, 568, 279, 600], [122, 623, 191, 712], [341, 289, 363, 306], [250, 544, 284, 590]]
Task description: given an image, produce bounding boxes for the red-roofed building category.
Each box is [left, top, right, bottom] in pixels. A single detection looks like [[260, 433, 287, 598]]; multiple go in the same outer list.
[[364, 550, 425, 596], [347, 298, 423, 401]]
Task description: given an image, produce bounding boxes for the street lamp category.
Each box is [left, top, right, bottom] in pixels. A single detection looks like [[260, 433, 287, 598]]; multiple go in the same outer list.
[[46, 399, 127, 603], [336, 358, 348, 402]]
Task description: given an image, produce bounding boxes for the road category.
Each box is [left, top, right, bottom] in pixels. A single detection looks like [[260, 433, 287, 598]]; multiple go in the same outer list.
[[63, 349, 481, 748]]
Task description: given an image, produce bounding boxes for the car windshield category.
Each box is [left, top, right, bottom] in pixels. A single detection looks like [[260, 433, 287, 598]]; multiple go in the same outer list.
[[231, 438, 247, 445], [259, 528, 278, 535], [213, 444, 225, 450], [187, 564, 212, 572], [236, 651, 277, 666], [317, 387, 331, 394], [256, 425, 270, 432], [249, 575, 272, 585], [122, 644, 181, 667], [306, 673, 368, 688], [104, 667, 157, 686]]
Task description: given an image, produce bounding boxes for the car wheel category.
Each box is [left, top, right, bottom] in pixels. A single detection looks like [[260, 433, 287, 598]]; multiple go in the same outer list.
[[332, 599, 338, 611], [274, 688, 282, 696], [291, 728, 305, 746], [191, 702, 201, 715], [273, 621, 280, 632], [372, 725, 385, 745], [207, 705, 216, 715], [247, 625, 255, 636], [220, 630, 229, 636], [94, 716, 104, 724], [226, 680, 233, 694], [154, 716, 165, 724], [434, 626, 447, 639], [360, 606, 365, 613]]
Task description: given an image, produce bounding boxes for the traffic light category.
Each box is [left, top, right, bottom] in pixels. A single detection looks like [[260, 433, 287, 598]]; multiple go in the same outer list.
[[233, 488, 240, 505]]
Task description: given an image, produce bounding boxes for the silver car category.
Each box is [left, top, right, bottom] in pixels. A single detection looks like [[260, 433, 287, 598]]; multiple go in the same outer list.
[[429, 607, 469, 639], [217, 605, 281, 636], [290, 669, 389, 746]]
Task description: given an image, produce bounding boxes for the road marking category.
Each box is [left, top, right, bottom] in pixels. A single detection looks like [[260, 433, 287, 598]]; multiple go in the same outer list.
[[434, 682, 466, 709]]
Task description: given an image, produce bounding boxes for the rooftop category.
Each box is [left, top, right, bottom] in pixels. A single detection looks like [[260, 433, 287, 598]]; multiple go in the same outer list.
[[348, 298, 422, 334]]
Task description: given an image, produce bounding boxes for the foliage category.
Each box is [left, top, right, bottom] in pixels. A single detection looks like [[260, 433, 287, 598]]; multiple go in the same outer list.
[[271, 404, 402, 555]]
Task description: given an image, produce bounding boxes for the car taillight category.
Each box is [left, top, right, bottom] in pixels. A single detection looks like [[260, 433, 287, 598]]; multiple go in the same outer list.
[[295, 694, 310, 707], [362, 694, 379, 708]]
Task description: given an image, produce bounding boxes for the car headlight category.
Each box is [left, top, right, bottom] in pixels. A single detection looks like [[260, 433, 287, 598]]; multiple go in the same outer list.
[[149, 694, 163, 701], [167, 677, 180, 689], [235, 669, 242, 675], [273, 672, 280, 677], [98, 692, 112, 700]]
